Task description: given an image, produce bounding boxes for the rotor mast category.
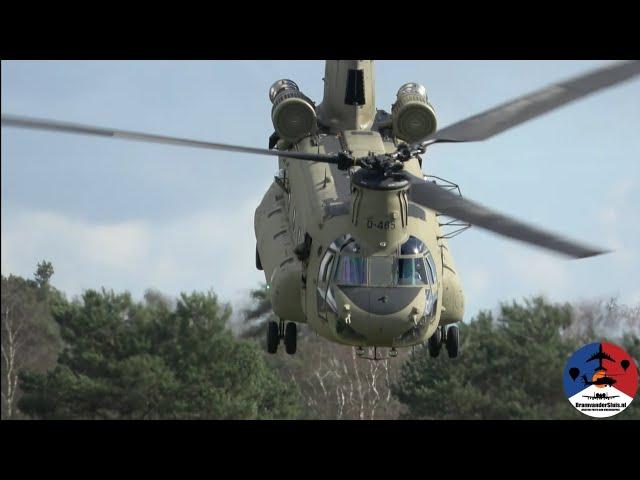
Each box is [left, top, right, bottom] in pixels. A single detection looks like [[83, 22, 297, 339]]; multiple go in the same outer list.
[[317, 60, 376, 131]]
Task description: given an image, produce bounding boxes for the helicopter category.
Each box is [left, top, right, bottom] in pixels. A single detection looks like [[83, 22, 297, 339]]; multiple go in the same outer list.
[[2, 60, 640, 360], [581, 374, 617, 388]]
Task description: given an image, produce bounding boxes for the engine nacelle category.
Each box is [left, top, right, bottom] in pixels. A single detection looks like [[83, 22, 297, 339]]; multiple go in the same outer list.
[[392, 83, 437, 143], [269, 79, 316, 144]]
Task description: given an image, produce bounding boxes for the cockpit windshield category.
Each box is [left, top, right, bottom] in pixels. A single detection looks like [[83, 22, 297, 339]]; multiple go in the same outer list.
[[334, 256, 366, 285], [332, 236, 437, 287], [398, 257, 432, 285]]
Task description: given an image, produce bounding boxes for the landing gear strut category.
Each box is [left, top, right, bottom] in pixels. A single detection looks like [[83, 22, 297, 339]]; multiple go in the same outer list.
[[266, 319, 297, 355]]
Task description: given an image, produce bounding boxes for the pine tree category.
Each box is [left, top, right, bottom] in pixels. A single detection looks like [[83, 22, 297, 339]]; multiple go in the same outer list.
[[393, 297, 640, 420], [18, 289, 299, 419]]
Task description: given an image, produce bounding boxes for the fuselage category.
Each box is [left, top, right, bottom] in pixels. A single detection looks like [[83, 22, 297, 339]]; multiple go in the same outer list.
[[254, 129, 465, 348]]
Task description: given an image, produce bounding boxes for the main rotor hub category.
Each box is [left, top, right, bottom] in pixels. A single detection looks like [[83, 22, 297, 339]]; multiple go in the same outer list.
[[351, 168, 409, 191]]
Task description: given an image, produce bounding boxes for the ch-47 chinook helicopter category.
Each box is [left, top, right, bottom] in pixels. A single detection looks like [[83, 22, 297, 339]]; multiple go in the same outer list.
[[3, 60, 640, 360]]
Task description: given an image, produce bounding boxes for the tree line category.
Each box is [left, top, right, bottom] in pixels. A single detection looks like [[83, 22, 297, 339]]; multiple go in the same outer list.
[[2, 262, 638, 419]]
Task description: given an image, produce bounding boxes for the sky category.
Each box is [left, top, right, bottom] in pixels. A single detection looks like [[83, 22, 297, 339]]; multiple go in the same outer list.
[[1, 60, 639, 320]]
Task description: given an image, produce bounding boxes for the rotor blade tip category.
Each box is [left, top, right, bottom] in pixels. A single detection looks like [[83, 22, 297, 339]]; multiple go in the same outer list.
[[573, 249, 612, 260]]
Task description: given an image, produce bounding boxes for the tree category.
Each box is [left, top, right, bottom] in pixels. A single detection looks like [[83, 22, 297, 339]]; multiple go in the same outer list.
[[239, 284, 405, 419], [569, 298, 640, 360], [1, 267, 63, 419], [279, 336, 406, 420], [34, 261, 54, 290], [393, 297, 640, 420], [18, 288, 299, 419]]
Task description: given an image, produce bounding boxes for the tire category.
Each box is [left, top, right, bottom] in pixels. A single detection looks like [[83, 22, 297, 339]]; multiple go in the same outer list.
[[428, 327, 442, 358], [446, 325, 459, 359], [256, 247, 263, 271], [267, 321, 279, 354], [284, 322, 297, 355]]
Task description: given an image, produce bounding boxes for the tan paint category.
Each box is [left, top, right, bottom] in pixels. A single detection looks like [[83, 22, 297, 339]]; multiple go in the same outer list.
[[254, 60, 464, 349], [317, 60, 376, 132]]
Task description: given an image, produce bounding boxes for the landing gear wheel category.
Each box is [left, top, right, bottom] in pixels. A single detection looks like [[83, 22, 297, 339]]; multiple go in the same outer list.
[[428, 327, 442, 358], [446, 325, 459, 358], [267, 320, 279, 354], [284, 322, 297, 355]]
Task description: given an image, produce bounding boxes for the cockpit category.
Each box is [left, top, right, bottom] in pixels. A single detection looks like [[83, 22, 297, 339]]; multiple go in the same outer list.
[[332, 236, 437, 288], [316, 234, 439, 346]]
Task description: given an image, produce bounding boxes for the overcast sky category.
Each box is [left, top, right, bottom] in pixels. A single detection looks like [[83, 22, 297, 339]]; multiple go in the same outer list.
[[2, 60, 639, 320]]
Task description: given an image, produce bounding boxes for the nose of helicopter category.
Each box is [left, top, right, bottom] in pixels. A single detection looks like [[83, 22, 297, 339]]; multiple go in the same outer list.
[[332, 286, 426, 345]]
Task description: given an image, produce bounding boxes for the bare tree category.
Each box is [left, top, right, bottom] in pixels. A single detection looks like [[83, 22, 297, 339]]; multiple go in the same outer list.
[[2, 294, 22, 418], [567, 297, 640, 341], [1, 273, 61, 419], [239, 284, 408, 419], [277, 328, 406, 420]]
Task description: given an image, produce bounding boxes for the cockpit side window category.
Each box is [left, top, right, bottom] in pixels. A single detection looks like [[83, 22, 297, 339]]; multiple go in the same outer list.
[[317, 250, 337, 320], [424, 252, 437, 285], [321, 253, 335, 283], [318, 250, 336, 289]]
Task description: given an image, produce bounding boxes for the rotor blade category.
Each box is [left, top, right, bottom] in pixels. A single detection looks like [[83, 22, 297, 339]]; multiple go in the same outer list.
[[1, 114, 341, 164], [425, 60, 640, 144], [405, 173, 608, 259]]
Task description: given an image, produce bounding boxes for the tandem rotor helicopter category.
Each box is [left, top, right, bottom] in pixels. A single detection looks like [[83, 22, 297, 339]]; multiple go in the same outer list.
[[3, 60, 640, 360]]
